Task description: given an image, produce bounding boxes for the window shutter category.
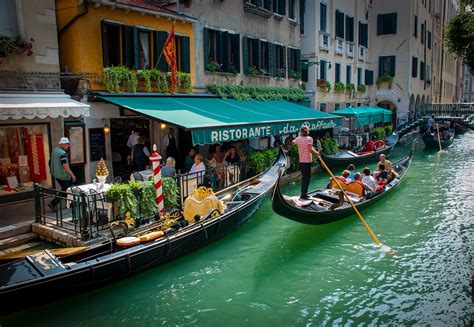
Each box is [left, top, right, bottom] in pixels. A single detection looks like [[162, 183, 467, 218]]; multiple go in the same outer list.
[[335, 10, 345, 38], [390, 56, 396, 76], [282, 46, 287, 71], [287, 47, 292, 75], [301, 59, 308, 82], [101, 20, 107, 67], [362, 23, 368, 47], [364, 70, 373, 85], [378, 57, 383, 76], [155, 31, 169, 72], [428, 31, 431, 49], [181, 36, 190, 73], [296, 49, 301, 74], [253, 38, 260, 69], [346, 65, 351, 84], [133, 26, 139, 69], [221, 32, 229, 72], [269, 43, 275, 76], [335, 63, 340, 82], [412, 57, 418, 77], [279, 0, 286, 15], [217, 31, 223, 65], [122, 26, 135, 69], [391, 13, 397, 34], [320, 3, 326, 31], [300, 0, 305, 34], [414, 15, 418, 37], [377, 15, 382, 35], [231, 33, 240, 71], [242, 36, 249, 73], [203, 28, 210, 70], [320, 60, 326, 80], [357, 68, 362, 85], [345, 16, 354, 42]]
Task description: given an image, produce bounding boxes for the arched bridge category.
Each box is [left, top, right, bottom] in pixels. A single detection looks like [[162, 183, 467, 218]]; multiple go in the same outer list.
[[397, 103, 474, 138]]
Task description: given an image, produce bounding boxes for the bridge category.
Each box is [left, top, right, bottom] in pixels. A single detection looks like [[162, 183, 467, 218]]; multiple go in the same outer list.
[[396, 103, 474, 138]]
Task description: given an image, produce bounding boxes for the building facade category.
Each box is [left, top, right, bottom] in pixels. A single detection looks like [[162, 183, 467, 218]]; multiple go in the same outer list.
[[0, 0, 89, 203], [461, 65, 474, 103]]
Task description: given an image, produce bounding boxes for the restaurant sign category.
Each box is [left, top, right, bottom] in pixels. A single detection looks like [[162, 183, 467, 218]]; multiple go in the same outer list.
[[191, 118, 341, 145]]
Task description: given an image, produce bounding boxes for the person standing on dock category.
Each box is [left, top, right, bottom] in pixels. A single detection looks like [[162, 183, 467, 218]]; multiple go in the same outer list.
[[293, 126, 319, 200]]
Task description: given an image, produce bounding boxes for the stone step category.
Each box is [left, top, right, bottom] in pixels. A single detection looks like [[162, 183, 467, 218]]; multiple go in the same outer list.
[[0, 221, 32, 240], [0, 232, 37, 251], [0, 241, 42, 257]]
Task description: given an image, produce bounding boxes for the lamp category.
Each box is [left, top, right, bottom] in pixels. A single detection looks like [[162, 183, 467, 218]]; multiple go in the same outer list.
[[160, 123, 167, 129], [102, 119, 110, 134]]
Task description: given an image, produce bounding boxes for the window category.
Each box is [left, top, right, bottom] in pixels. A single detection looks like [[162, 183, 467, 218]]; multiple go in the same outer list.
[[260, 41, 270, 75], [427, 31, 432, 49], [412, 57, 418, 78], [301, 59, 308, 82], [273, 0, 286, 15], [377, 13, 397, 35], [153, 32, 191, 73], [138, 30, 151, 69], [378, 56, 396, 77], [320, 3, 327, 32], [414, 15, 418, 37], [335, 10, 345, 38], [421, 22, 425, 44], [335, 102, 341, 110], [0, 1, 18, 37], [243, 37, 260, 73], [357, 67, 362, 85], [320, 103, 327, 112], [274, 44, 286, 77], [335, 63, 341, 82], [420, 61, 425, 80], [320, 60, 327, 80], [263, 0, 272, 9], [300, 0, 305, 34], [365, 69, 374, 85], [287, 47, 301, 77], [345, 16, 354, 42], [358, 22, 368, 47], [101, 22, 122, 67], [204, 28, 240, 74], [289, 0, 296, 19], [346, 65, 352, 84]]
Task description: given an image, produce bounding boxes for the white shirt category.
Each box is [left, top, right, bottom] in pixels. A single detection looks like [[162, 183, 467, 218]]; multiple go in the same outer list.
[[190, 162, 206, 184], [127, 132, 140, 148], [362, 175, 377, 191]]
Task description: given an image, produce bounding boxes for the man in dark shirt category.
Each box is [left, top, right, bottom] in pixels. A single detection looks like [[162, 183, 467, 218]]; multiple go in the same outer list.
[[49, 137, 76, 211], [132, 137, 150, 172]]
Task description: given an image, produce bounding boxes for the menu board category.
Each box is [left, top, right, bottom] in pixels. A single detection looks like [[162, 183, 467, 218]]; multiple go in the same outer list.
[[69, 126, 85, 164], [89, 128, 106, 162]]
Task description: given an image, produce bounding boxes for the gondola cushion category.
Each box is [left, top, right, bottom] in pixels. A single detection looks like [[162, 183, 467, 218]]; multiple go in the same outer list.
[[116, 237, 141, 247], [139, 231, 165, 242]]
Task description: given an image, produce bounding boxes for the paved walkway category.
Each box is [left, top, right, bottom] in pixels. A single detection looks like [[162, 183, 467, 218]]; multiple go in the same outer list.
[[0, 199, 36, 227]]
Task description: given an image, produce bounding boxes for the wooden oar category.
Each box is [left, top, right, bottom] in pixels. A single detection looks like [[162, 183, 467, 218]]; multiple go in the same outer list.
[[315, 151, 394, 254], [0, 246, 89, 261], [436, 123, 443, 152]]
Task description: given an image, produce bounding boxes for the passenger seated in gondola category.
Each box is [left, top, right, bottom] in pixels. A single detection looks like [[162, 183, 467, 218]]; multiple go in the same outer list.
[[341, 169, 351, 182], [347, 164, 356, 180], [353, 172, 367, 196], [379, 154, 399, 180], [374, 163, 388, 185], [361, 167, 376, 191]]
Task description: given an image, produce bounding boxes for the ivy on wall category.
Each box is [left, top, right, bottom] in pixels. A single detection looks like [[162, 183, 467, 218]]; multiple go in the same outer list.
[[206, 84, 308, 101]]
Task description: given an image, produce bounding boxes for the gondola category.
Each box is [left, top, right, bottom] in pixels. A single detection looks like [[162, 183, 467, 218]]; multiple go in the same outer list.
[[272, 150, 412, 225], [0, 148, 287, 313], [321, 132, 399, 167], [421, 130, 454, 149]]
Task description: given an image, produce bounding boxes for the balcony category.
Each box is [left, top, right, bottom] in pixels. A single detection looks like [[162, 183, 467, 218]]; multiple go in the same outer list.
[[359, 46, 366, 62], [335, 38, 344, 55], [319, 33, 329, 51], [346, 42, 354, 58]]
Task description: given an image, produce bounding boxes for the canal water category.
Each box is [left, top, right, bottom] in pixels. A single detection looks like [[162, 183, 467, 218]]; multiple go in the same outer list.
[[1, 133, 472, 326]]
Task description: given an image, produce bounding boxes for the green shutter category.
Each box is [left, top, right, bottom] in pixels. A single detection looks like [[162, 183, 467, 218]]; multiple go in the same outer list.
[[181, 36, 190, 73], [377, 15, 382, 35], [357, 67, 362, 85], [391, 13, 397, 34], [320, 60, 326, 80], [203, 28, 210, 70], [301, 59, 308, 82], [242, 36, 249, 73], [123, 26, 135, 69], [345, 16, 354, 42], [217, 31, 223, 65], [346, 65, 351, 84], [221, 32, 229, 72], [269, 43, 275, 76], [287, 47, 292, 75], [155, 31, 169, 72], [320, 3, 326, 31], [296, 49, 301, 74], [231, 33, 240, 71], [252, 38, 260, 70], [101, 20, 107, 67], [390, 56, 396, 76], [279, 0, 286, 15], [133, 26, 139, 69], [378, 57, 384, 77], [282, 46, 287, 72], [335, 63, 340, 82], [365, 70, 374, 85]]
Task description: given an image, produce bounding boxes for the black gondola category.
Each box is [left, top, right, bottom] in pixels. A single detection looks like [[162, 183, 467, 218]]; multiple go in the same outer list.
[[272, 150, 412, 225], [321, 133, 399, 167], [0, 148, 287, 313], [421, 130, 454, 149]]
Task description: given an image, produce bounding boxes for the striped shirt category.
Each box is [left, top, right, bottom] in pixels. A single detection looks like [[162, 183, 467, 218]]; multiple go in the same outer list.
[[293, 136, 314, 163]]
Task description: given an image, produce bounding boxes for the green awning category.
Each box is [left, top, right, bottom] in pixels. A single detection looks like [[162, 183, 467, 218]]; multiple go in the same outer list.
[[332, 107, 392, 126], [99, 96, 342, 144]]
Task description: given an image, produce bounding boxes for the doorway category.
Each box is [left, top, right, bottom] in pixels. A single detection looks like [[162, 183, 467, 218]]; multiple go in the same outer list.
[[377, 100, 397, 128]]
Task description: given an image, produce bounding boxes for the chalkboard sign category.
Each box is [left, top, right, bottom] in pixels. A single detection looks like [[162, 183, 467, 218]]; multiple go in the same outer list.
[[89, 128, 106, 161]]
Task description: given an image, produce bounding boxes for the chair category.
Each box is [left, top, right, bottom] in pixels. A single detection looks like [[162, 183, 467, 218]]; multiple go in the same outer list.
[[374, 140, 386, 148], [133, 172, 144, 181], [365, 141, 375, 152]]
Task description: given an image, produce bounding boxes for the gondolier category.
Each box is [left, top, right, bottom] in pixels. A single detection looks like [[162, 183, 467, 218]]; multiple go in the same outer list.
[[292, 126, 319, 200]]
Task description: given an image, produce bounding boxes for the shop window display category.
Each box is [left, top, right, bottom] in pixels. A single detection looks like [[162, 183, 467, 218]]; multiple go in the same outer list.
[[0, 124, 51, 195]]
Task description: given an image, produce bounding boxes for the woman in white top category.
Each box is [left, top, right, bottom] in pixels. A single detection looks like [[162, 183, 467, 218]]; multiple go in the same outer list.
[[361, 167, 376, 191]]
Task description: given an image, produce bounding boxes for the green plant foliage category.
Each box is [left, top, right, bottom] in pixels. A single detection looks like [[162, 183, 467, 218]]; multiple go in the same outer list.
[[247, 149, 278, 173], [357, 84, 366, 93], [289, 70, 302, 80], [178, 72, 192, 93], [150, 69, 168, 93], [373, 127, 386, 140], [206, 84, 307, 101], [334, 82, 345, 92], [325, 80, 332, 92], [206, 60, 221, 72], [345, 83, 355, 98], [139, 69, 153, 92], [0, 35, 34, 60], [275, 68, 286, 80], [376, 75, 393, 89], [321, 138, 340, 155], [384, 124, 393, 136], [247, 66, 258, 77], [139, 181, 159, 218], [103, 66, 138, 93], [162, 177, 179, 210], [445, 10, 474, 70], [105, 183, 139, 218]]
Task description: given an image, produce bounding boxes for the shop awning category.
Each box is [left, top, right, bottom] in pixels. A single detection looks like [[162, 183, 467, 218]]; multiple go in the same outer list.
[[0, 93, 90, 120], [333, 107, 392, 126], [99, 96, 342, 144]]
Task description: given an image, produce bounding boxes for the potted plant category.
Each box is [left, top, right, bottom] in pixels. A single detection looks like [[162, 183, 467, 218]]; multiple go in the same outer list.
[[206, 58, 221, 72], [275, 68, 286, 80], [0, 35, 34, 62], [247, 66, 258, 77], [334, 82, 345, 93], [373, 127, 386, 140], [289, 71, 301, 80], [357, 84, 367, 93], [345, 83, 355, 98], [325, 80, 332, 93], [178, 72, 192, 93], [376, 75, 393, 89]]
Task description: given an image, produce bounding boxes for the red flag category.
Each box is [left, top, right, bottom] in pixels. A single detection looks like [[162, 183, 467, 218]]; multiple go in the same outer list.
[[163, 26, 178, 94]]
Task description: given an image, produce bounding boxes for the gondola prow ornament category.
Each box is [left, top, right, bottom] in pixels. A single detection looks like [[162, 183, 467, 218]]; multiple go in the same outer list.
[[149, 145, 164, 214]]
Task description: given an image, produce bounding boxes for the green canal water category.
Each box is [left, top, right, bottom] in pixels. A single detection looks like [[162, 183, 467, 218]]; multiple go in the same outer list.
[[2, 133, 473, 326]]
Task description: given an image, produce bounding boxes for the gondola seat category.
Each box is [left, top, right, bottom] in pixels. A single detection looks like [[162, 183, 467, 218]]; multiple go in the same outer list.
[[375, 140, 386, 148], [139, 231, 165, 242], [116, 237, 141, 247], [365, 141, 375, 152], [330, 177, 365, 198]]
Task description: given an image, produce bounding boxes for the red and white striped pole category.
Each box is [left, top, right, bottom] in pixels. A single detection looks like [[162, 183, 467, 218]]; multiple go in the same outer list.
[[149, 144, 164, 214]]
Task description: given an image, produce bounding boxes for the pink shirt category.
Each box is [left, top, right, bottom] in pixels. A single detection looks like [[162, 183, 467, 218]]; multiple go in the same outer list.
[[293, 136, 313, 163]]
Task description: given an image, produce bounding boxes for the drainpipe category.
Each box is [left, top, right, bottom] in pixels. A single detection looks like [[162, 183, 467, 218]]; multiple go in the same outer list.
[[58, 1, 89, 37]]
